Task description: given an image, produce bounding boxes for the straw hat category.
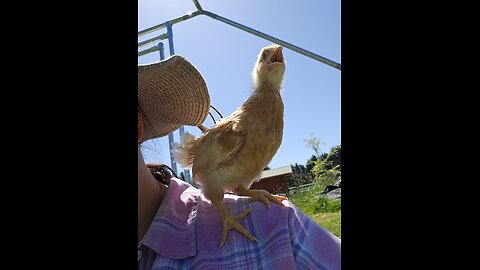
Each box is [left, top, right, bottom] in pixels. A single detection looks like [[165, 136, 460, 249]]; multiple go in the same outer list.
[[138, 55, 210, 142]]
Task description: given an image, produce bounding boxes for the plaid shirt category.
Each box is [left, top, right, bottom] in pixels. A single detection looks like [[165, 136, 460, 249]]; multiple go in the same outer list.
[[138, 178, 341, 270]]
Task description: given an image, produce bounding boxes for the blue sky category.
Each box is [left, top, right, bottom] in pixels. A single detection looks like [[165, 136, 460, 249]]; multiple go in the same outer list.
[[138, 0, 341, 172]]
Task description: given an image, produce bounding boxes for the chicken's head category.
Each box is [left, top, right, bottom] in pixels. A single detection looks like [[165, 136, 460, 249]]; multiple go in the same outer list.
[[252, 44, 286, 90]]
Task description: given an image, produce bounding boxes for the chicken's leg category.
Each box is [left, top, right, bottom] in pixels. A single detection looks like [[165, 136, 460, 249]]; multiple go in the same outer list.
[[211, 196, 257, 247], [234, 186, 288, 208]]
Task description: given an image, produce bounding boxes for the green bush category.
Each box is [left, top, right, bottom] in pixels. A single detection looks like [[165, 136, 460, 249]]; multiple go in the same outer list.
[[315, 172, 339, 191], [314, 195, 341, 213], [288, 178, 341, 216]]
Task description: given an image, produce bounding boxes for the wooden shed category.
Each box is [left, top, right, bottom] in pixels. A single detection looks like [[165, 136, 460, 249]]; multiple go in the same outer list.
[[250, 165, 292, 195]]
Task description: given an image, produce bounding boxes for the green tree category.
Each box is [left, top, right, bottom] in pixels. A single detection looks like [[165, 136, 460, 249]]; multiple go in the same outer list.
[[325, 145, 341, 170], [289, 163, 314, 188], [305, 134, 341, 180], [306, 155, 317, 172]]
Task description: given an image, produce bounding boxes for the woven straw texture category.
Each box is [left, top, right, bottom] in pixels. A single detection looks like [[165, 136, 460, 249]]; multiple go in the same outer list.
[[138, 55, 210, 142]]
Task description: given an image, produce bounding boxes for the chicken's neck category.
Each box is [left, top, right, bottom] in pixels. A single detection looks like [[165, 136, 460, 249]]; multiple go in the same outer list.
[[254, 80, 282, 93], [239, 83, 284, 128]]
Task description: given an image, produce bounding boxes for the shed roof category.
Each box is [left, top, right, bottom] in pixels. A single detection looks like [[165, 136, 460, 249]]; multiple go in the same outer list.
[[260, 165, 292, 179]]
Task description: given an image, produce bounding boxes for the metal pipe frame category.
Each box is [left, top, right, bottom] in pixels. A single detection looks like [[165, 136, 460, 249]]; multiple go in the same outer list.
[[138, 0, 340, 70]]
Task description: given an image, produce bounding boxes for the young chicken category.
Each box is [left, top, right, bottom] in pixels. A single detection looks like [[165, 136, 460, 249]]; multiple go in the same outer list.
[[173, 44, 287, 247]]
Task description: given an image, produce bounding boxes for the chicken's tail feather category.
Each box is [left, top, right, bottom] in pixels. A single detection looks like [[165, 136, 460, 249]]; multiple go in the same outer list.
[[172, 132, 197, 169]]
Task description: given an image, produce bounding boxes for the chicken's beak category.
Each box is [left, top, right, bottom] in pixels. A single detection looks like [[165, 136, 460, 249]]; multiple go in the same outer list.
[[270, 47, 284, 64], [268, 47, 284, 72]]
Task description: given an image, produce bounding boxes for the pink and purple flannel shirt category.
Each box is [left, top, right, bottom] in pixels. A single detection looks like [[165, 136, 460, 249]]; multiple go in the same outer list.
[[138, 178, 341, 269]]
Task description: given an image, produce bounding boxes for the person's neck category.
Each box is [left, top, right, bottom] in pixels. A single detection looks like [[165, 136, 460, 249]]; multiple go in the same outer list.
[[138, 146, 166, 243]]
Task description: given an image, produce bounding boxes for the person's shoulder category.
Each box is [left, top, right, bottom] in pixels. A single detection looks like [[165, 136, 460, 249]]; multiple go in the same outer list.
[[167, 178, 200, 196], [169, 177, 198, 190], [157, 178, 200, 216]]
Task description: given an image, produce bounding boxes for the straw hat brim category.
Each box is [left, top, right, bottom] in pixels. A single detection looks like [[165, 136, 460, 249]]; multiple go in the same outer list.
[[138, 55, 210, 142]]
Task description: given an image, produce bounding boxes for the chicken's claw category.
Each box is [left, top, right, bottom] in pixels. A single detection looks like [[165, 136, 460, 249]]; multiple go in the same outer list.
[[211, 197, 257, 247], [220, 208, 257, 247], [235, 187, 288, 208]]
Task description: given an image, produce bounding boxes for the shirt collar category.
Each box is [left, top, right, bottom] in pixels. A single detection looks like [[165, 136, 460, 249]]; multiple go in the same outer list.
[[140, 178, 199, 259]]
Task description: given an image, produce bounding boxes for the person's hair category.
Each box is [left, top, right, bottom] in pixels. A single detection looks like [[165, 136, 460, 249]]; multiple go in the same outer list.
[[146, 163, 177, 185]]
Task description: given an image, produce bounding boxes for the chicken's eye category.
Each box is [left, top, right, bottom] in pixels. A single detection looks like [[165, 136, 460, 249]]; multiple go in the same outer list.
[[261, 53, 267, 60]]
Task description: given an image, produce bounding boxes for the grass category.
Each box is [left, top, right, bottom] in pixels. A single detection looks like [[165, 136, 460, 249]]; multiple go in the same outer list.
[[287, 178, 341, 238], [311, 211, 341, 238]]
